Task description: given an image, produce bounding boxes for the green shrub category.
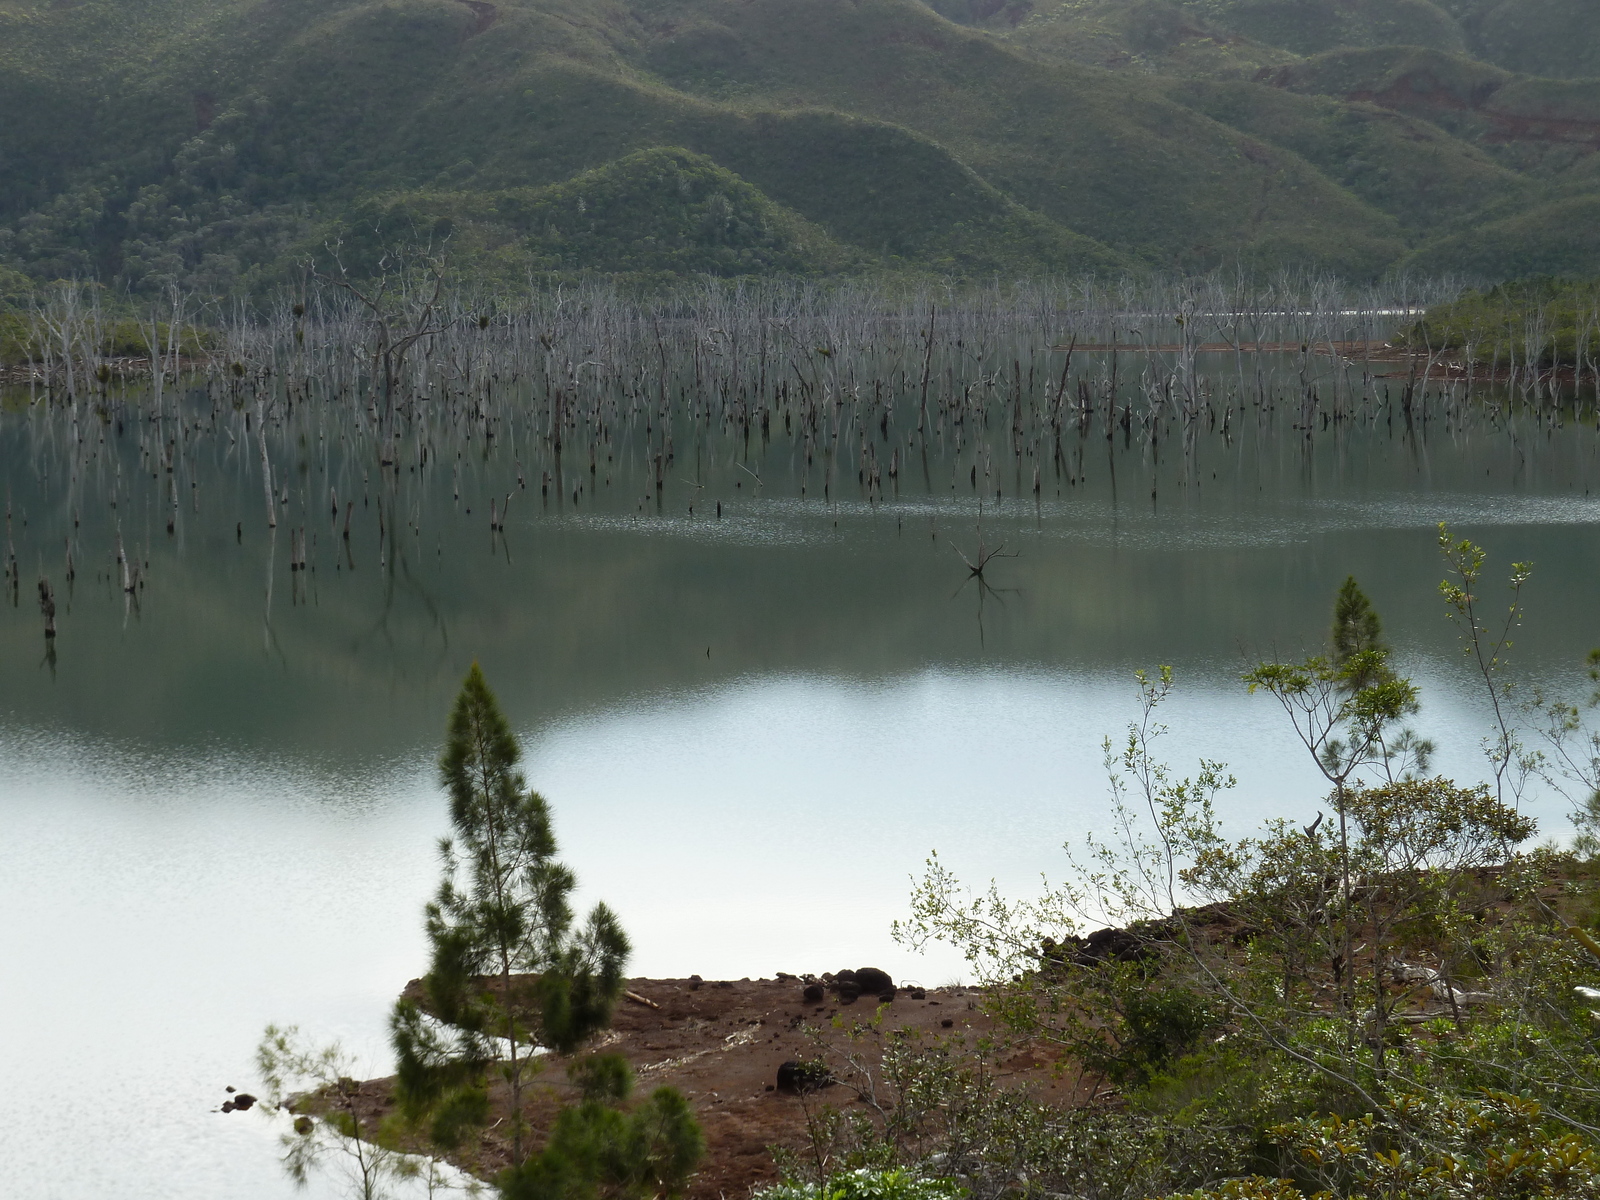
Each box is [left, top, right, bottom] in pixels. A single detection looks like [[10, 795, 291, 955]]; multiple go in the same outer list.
[[755, 1167, 967, 1200], [497, 1055, 704, 1200]]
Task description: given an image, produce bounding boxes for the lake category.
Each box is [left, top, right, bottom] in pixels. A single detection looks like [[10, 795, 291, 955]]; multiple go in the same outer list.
[[4, 334, 1600, 1196]]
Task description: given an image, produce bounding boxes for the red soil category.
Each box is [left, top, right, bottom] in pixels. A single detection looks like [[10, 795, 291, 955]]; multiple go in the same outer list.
[[344, 975, 1077, 1195]]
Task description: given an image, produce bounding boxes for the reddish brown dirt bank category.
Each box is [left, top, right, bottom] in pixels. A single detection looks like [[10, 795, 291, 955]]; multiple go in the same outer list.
[[349, 975, 1076, 1195]]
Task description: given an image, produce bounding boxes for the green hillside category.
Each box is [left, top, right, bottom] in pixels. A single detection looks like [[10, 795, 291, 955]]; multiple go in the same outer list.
[[633, 0, 1405, 272], [1163, 78, 1529, 233], [997, 0, 1297, 75], [1002, 1, 1600, 80], [1400, 194, 1600, 278], [1453, 0, 1600, 80], [1186, 0, 1468, 58], [334, 148, 860, 280], [2, 0, 1600, 290]]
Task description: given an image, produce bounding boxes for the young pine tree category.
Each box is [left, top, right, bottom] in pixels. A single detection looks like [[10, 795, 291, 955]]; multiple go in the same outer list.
[[1330, 575, 1386, 691], [391, 663, 630, 1165]]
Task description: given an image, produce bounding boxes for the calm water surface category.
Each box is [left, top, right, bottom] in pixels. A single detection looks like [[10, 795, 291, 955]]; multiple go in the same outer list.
[[3, 369, 1600, 1196]]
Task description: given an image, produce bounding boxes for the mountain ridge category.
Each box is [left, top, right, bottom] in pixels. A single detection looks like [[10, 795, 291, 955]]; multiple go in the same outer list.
[[1, 0, 1598, 290]]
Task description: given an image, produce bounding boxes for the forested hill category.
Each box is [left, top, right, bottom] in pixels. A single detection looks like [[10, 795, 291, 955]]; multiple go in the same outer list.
[[2, 0, 1599, 292]]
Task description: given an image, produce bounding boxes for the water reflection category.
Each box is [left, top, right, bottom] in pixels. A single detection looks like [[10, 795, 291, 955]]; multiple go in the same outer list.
[[6, 368, 1600, 1196]]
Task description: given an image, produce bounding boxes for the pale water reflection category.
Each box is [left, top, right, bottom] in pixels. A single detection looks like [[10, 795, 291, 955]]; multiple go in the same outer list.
[[0, 660, 1578, 1199]]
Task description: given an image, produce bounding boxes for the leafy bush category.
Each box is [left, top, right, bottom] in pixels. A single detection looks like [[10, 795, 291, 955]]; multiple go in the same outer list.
[[756, 1168, 967, 1200], [498, 1074, 705, 1200], [1170, 1092, 1600, 1199]]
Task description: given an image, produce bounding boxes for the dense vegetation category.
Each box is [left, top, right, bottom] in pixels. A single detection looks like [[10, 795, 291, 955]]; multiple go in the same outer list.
[[4, 0, 1600, 292], [762, 549, 1600, 1200], [1406, 275, 1600, 368]]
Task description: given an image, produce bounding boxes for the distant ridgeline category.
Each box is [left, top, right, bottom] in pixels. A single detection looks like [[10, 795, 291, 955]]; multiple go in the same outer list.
[[3, 0, 1600, 293]]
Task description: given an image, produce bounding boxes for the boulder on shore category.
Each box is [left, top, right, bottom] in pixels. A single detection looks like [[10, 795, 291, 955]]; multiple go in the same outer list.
[[776, 1059, 832, 1093], [854, 967, 893, 993]]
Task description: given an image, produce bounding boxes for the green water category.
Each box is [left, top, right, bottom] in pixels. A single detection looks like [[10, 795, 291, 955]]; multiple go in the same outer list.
[[5, 366, 1598, 748]]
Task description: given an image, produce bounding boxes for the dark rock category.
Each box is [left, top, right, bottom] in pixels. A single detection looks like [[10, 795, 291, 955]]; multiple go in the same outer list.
[[233, 1093, 257, 1112], [940, 1018, 954, 1028], [688, 975, 703, 990], [1046, 911, 1231, 971], [910, 989, 927, 1000], [225, 1086, 236, 1094], [1085, 927, 1144, 961], [854, 967, 893, 993], [777, 1059, 832, 1093], [833, 969, 858, 985], [221, 1101, 235, 1113], [837, 980, 862, 1004], [803, 982, 825, 1003], [1048, 925, 1152, 967], [878, 990, 896, 1003]]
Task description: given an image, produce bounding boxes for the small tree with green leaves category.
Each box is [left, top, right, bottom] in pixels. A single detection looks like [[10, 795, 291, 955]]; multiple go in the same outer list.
[[391, 662, 630, 1165], [1242, 577, 1430, 1028], [1331, 575, 1385, 687], [1541, 646, 1600, 857], [257, 1025, 465, 1200], [1437, 524, 1536, 811]]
